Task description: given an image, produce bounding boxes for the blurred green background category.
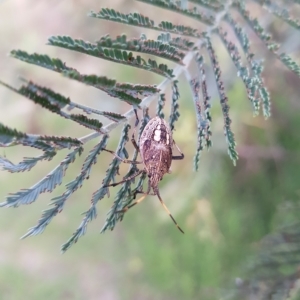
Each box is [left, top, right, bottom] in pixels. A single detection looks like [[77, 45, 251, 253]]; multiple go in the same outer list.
[[0, 1, 300, 299]]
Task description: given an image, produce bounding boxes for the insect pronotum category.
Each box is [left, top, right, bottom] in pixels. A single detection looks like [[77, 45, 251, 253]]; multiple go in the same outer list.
[[103, 112, 184, 233]]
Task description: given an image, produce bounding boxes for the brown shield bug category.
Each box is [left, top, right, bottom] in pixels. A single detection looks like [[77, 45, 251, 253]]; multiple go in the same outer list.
[[103, 115, 184, 233]]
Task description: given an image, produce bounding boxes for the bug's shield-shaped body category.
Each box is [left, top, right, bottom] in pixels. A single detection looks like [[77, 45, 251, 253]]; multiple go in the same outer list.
[[139, 117, 173, 190], [103, 115, 184, 233]]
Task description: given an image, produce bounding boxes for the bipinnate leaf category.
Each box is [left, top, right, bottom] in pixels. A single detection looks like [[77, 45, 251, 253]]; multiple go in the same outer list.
[[48, 35, 174, 78], [101, 112, 150, 233], [157, 33, 195, 51], [10, 50, 72, 72], [258, 0, 300, 31], [189, 54, 212, 170], [0, 80, 105, 132], [204, 34, 238, 164], [89, 9, 201, 37], [236, 1, 300, 80], [225, 13, 266, 116], [169, 80, 180, 131], [137, 0, 215, 26], [22, 136, 108, 240], [0, 147, 82, 208], [0, 152, 56, 173], [156, 93, 166, 119], [96, 34, 185, 65], [0, 122, 27, 147], [1, 0, 300, 253], [0, 123, 80, 152], [61, 124, 131, 252], [189, 0, 224, 12], [69, 114, 103, 132], [216, 27, 259, 115]]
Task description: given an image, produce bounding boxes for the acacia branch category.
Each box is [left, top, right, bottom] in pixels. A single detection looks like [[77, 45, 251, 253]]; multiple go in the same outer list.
[[79, 1, 233, 144]]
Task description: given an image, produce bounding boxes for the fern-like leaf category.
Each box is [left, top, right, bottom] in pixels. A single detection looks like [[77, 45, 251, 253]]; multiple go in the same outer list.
[[258, 0, 300, 31], [235, 1, 300, 79], [22, 136, 108, 240], [190, 78, 205, 171], [89, 9, 201, 38], [203, 34, 238, 164], [0, 123, 58, 152], [2, 0, 300, 253], [101, 111, 150, 233], [0, 152, 56, 173], [0, 80, 106, 132], [0, 123, 27, 147], [279, 53, 300, 77], [69, 114, 103, 132], [137, 0, 215, 25], [61, 124, 131, 252], [48, 36, 174, 78], [225, 13, 267, 116], [189, 0, 224, 12], [156, 93, 166, 118], [190, 54, 212, 170], [115, 82, 159, 98], [96, 34, 185, 65], [63, 70, 144, 106], [0, 147, 83, 208], [20, 78, 70, 109], [66, 102, 126, 123], [216, 27, 263, 116], [157, 33, 195, 51], [10, 50, 72, 72], [169, 80, 180, 131]]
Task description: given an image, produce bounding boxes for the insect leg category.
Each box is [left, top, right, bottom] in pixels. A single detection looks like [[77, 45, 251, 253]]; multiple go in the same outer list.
[[133, 177, 156, 197], [102, 148, 142, 164], [172, 140, 184, 160], [131, 108, 140, 151], [134, 108, 139, 127], [118, 194, 148, 213], [104, 169, 144, 188], [134, 190, 156, 197], [117, 176, 152, 212], [156, 189, 184, 233]]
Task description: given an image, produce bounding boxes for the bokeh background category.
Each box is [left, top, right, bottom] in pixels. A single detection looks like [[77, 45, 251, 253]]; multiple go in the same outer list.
[[0, 1, 300, 299]]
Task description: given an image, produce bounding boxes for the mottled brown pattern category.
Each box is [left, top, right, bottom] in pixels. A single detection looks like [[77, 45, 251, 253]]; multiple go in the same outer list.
[[139, 117, 173, 190], [104, 115, 184, 233]]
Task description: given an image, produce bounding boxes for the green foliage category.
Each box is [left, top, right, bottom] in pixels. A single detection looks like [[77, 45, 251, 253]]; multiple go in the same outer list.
[[260, 0, 300, 30], [0, 122, 81, 152], [90, 8, 201, 37], [169, 80, 180, 131], [156, 93, 166, 118], [10, 50, 72, 72], [48, 35, 175, 78], [0, 0, 300, 260], [96, 34, 185, 64], [23, 135, 109, 247], [235, 1, 300, 77], [203, 33, 238, 164], [192, 53, 212, 171], [0, 147, 83, 207]]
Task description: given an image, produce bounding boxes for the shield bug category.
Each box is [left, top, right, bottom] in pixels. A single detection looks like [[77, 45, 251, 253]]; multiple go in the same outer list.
[[103, 115, 184, 233]]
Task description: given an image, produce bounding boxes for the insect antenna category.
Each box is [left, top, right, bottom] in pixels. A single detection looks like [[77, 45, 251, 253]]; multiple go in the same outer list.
[[155, 188, 184, 234]]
